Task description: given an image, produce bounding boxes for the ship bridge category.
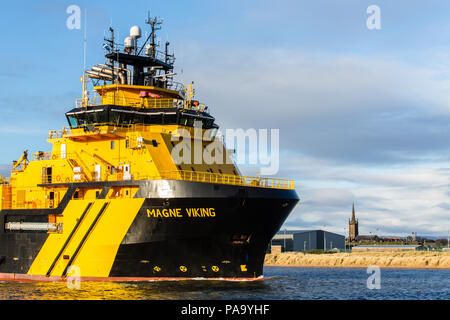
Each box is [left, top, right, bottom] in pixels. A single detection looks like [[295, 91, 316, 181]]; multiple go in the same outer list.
[[65, 104, 216, 130]]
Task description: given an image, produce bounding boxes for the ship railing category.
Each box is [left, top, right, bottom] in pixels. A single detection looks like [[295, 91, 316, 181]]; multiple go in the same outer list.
[[75, 96, 184, 109], [132, 170, 295, 190], [0, 176, 11, 186], [49, 128, 72, 139], [49, 123, 140, 139], [74, 95, 208, 113], [102, 97, 184, 109], [38, 168, 295, 190], [115, 97, 207, 112], [75, 94, 101, 108], [148, 49, 173, 63], [31, 152, 52, 161], [114, 44, 172, 63], [167, 81, 185, 94]]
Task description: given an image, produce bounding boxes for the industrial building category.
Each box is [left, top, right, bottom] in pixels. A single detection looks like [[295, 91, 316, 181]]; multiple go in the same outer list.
[[269, 230, 346, 252]]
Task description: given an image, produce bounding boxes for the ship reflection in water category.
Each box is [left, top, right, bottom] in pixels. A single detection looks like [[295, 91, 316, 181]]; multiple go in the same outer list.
[[1, 267, 449, 300]]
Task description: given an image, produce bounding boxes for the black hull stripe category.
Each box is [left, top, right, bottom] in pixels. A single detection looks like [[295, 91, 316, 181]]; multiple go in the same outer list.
[[61, 202, 109, 277], [45, 202, 93, 277]]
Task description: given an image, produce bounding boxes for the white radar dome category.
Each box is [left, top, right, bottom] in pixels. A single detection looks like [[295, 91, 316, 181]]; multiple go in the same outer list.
[[130, 26, 142, 39], [124, 36, 135, 49]]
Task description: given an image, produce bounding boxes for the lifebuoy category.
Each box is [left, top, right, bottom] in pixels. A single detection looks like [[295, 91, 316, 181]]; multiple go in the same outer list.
[[56, 175, 61, 182], [52, 155, 57, 160]]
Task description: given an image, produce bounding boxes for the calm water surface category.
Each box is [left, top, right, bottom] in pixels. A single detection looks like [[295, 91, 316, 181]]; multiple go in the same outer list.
[[0, 267, 449, 300]]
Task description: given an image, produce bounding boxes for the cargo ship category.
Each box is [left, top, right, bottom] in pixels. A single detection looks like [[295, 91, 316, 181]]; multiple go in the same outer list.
[[0, 15, 299, 282]]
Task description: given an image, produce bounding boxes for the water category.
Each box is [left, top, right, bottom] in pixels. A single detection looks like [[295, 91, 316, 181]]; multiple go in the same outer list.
[[0, 267, 449, 300]]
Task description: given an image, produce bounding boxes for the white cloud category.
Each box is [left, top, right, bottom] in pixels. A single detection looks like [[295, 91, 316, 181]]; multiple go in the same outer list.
[[179, 45, 450, 236], [179, 46, 450, 166], [280, 163, 450, 236]]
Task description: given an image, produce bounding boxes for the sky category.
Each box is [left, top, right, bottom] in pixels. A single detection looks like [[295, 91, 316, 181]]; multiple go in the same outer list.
[[0, 0, 450, 237]]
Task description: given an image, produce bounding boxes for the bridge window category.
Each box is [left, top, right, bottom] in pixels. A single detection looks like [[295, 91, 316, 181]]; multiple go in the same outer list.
[[67, 108, 212, 129], [148, 114, 163, 124], [203, 119, 214, 128], [68, 116, 78, 127], [163, 114, 178, 124], [109, 111, 134, 126], [87, 112, 98, 124], [179, 115, 195, 127]]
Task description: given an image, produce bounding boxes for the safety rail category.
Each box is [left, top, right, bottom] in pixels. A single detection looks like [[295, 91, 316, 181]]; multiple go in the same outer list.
[[114, 44, 173, 64], [0, 177, 10, 185], [75, 95, 101, 108], [166, 81, 185, 94], [31, 152, 52, 161], [102, 97, 183, 109], [74, 95, 206, 112], [39, 169, 295, 190], [49, 128, 72, 139], [48, 122, 147, 139], [163, 171, 295, 190]]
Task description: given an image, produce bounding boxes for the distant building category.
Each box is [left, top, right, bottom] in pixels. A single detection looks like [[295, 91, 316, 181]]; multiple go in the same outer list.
[[347, 204, 381, 243], [348, 203, 359, 241], [269, 230, 345, 252], [352, 245, 422, 252]]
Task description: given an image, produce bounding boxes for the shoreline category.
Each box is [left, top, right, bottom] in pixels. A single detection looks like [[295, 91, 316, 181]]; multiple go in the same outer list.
[[264, 264, 450, 270], [264, 251, 450, 270]]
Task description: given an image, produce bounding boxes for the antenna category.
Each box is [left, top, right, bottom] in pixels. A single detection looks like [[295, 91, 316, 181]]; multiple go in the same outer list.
[[82, 9, 88, 107], [83, 9, 87, 72], [137, 11, 163, 56]]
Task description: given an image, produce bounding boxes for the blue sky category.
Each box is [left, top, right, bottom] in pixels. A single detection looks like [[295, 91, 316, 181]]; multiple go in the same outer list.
[[1, 1, 450, 237]]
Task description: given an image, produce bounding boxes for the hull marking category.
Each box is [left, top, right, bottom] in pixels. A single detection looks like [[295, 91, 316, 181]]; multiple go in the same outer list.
[[62, 202, 110, 277], [46, 202, 93, 277]]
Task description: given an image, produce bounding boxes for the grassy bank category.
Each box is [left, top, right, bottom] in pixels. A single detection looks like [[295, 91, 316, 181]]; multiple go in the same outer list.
[[264, 251, 450, 269]]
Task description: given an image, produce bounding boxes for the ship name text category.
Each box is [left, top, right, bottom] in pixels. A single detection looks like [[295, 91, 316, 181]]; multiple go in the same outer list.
[[146, 208, 216, 218]]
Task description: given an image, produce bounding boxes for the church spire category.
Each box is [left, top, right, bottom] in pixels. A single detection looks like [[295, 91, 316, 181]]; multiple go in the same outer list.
[[348, 203, 359, 241], [351, 203, 356, 223]]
